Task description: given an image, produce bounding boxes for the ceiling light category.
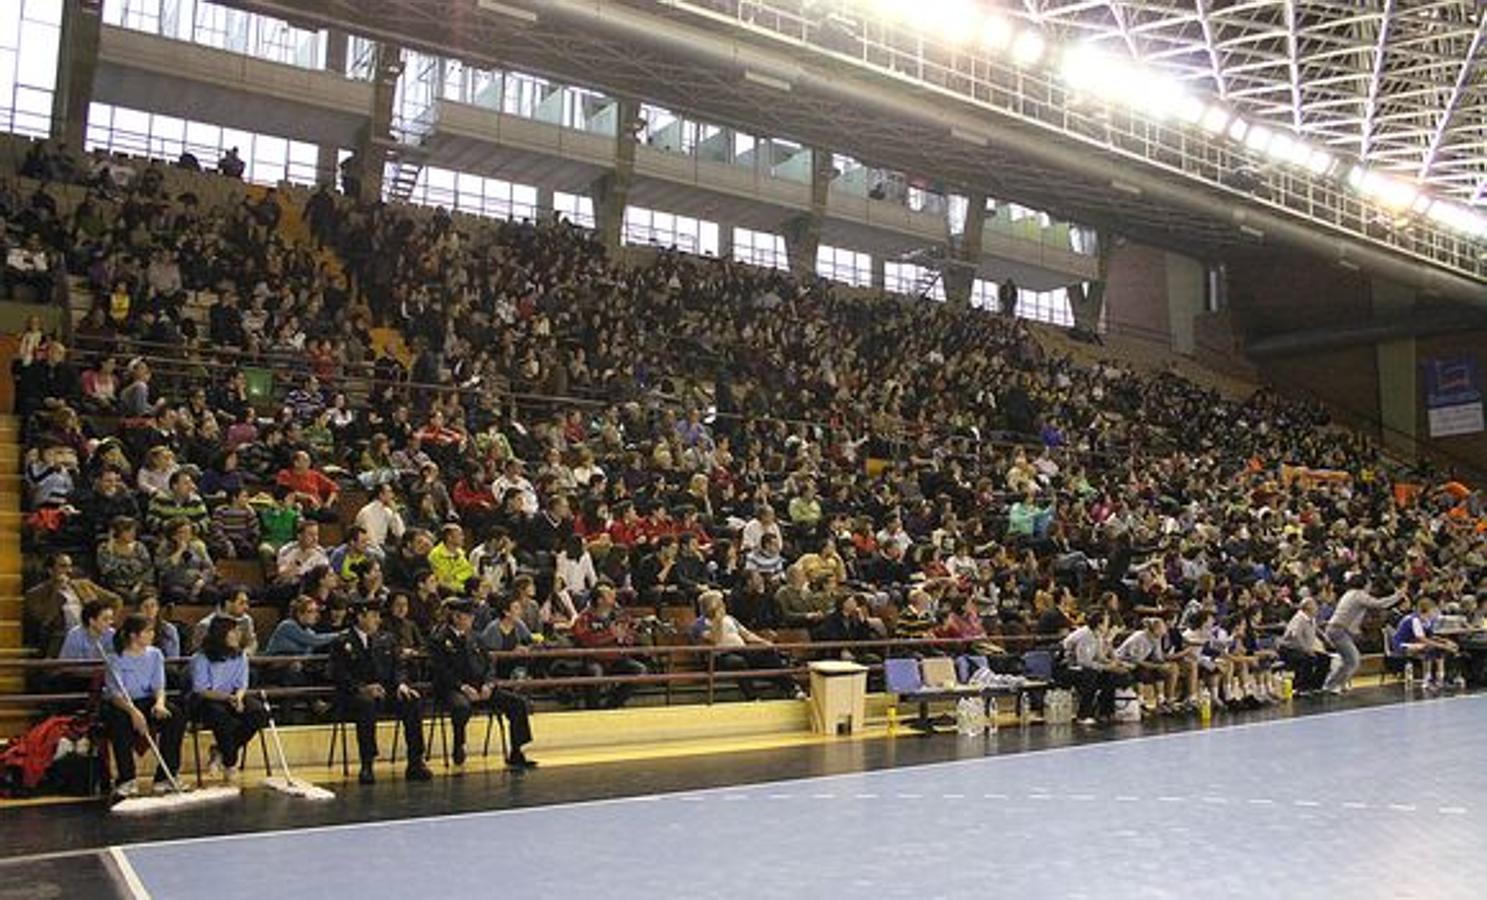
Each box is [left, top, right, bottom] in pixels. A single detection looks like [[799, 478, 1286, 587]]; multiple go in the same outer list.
[[1227, 117, 1249, 141], [1265, 133, 1294, 162], [980, 15, 1014, 50], [1412, 194, 1433, 215], [1305, 149, 1334, 176], [1244, 125, 1273, 153], [1200, 105, 1231, 134], [1012, 30, 1046, 66], [1174, 94, 1206, 125], [933, 0, 980, 45]]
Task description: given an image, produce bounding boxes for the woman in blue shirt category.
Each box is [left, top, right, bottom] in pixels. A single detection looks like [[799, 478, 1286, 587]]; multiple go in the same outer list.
[[188, 616, 266, 782], [102, 612, 186, 798]]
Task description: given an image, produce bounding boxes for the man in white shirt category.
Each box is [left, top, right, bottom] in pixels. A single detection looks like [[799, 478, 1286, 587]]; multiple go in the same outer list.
[[276, 520, 329, 586], [491, 458, 538, 516], [354, 481, 406, 556], [740, 505, 782, 553], [1116, 618, 1178, 713]]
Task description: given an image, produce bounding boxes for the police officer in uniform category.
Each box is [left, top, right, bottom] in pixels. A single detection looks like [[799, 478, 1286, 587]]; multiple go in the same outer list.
[[428, 598, 537, 770], [329, 597, 432, 784]]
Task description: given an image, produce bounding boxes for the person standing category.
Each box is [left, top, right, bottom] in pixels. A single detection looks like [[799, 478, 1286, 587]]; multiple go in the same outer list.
[[329, 599, 431, 784], [1322, 575, 1403, 695], [427, 599, 536, 770]]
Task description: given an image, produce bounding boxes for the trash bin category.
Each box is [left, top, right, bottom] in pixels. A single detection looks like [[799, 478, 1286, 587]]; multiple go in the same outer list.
[[808, 661, 868, 735]]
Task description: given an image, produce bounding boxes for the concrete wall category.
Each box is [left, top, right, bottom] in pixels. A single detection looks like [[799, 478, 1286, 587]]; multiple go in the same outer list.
[[1102, 240, 1205, 354]]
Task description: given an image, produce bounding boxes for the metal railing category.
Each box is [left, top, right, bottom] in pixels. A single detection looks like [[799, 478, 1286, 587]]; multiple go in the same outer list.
[[0, 635, 1050, 711], [669, 0, 1487, 282]]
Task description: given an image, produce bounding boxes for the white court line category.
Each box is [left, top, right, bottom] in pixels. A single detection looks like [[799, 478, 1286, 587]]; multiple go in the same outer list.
[[113, 692, 1487, 856], [1440, 807, 1467, 815], [107, 846, 152, 900]]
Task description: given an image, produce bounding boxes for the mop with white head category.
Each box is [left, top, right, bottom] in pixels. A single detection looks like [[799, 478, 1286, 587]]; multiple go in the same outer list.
[[96, 639, 240, 815], [259, 691, 335, 801]]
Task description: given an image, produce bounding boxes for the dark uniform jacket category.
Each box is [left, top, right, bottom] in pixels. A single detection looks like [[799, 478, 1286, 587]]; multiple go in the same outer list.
[[428, 623, 493, 695], [329, 628, 408, 695]]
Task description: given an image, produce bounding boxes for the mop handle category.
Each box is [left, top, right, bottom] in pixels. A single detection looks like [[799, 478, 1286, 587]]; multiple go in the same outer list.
[[93, 638, 184, 794], [259, 690, 298, 781]]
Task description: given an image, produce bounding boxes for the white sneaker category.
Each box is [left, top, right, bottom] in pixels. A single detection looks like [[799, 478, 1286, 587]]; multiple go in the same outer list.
[[206, 746, 223, 779], [1076, 717, 1098, 726], [793, 687, 808, 701], [114, 780, 139, 799], [152, 780, 174, 795], [223, 766, 240, 785], [1451, 676, 1467, 690]]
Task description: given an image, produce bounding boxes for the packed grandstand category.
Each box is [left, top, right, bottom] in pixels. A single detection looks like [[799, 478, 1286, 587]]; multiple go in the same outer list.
[[6, 129, 1487, 759]]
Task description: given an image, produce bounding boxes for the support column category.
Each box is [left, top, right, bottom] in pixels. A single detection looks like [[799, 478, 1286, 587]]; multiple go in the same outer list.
[[1070, 230, 1111, 332], [871, 256, 886, 291], [781, 148, 833, 281], [592, 98, 640, 255], [354, 41, 403, 201], [536, 185, 555, 220], [1373, 278, 1419, 459], [50, 0, 103, 152], [942, 191, 988, 308], [316, 29, 351, 187]]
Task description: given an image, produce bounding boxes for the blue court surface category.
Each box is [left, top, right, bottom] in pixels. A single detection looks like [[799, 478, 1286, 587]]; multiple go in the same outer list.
[[115, 695, 1487, 899]]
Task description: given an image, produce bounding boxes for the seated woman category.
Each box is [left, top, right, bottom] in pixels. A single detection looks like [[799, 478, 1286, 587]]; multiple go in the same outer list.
[[384, 591, 426, 659], [101, 612, 187, 798], [156, 516, 218, 606], [138, 590, 181, 659], [188, 616, 267, 783], [936, 592, 1007, 658], [698, 591, 804, 701], [96, 516, 155, 603]]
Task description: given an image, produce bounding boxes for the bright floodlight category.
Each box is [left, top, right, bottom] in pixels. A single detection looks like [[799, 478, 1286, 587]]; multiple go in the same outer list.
[[1412, 194, 1433, 215], [1347, 166, 1366, 189], [1363, 172, 1417, 211], [980, 15, 1014, 50], [1012, 30, 1046, 66], [1200, 105, 1230, 134], [1305, 149, 1333, 176], [1244, 124, 1273, 153], [1174, 94, 1206, 125], [1059, 45, 1104, 91], [870, 0, 911, 22], [934, 0, 980, 45], [1227, 117, 1249, 141], [1265, 133, 1294, 162]]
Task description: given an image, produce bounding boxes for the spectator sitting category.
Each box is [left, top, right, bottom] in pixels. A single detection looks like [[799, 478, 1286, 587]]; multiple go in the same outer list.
[[56, 598, 116, 661], [427, 523, 476, 593], [25, 552, 120, 658], [744, 532, 786, 581], [96, 516, 155, 603], [353, 481, 404, 558], [328, 524, 375, 584], [158, 517, 219, 605], [208, 486, 263, 561], [275, 450, 340, 523], [697, 591, 803, 701], [570, 583, 647, 709], [191, 586, 257, 656]]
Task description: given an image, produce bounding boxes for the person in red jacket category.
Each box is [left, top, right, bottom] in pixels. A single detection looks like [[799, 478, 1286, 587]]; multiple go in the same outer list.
[[569, 583, 647, 709], [275, 451, 339, 522]]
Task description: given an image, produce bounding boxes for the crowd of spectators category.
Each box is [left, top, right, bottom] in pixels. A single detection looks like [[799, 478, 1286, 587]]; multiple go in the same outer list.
[[10, 135, 1487, 733]]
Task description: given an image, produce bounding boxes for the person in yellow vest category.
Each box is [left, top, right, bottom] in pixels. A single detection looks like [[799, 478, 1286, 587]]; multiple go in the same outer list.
[[427, 523, 476, 593]]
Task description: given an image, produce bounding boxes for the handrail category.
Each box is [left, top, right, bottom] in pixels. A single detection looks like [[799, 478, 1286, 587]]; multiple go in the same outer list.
[[0, 636, 1047, 712]]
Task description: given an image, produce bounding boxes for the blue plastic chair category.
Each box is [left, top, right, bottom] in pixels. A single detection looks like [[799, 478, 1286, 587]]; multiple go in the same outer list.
[[956, 654, 991, 683], [885, 658, 924, 695], [1022, 650, 1054, 681]]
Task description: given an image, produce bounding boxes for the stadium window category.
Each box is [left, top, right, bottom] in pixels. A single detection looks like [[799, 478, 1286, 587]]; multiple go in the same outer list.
[[105, 1, 324, 69], [624, 206, 717, 255], [0, 0, 62, 139], [86, 101, 323, 186], [554, 191, 596, 228], [970, 279, 998, 311], [502, 72, 548, 119], [816, 245, 873, 287], [884, 262, 947, 301], [732, 227, 788, 270], [1015, 287, 1075, 327]]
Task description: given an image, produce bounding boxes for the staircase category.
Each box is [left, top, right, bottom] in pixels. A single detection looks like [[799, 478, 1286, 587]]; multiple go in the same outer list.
[[383, 144, 429, 204], [0, 414, 30, 737]]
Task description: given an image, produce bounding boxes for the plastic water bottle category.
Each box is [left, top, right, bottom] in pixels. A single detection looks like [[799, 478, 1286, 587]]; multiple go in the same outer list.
[[887, 706, 899, 735], [1198, 687, 1213, 726], [1281, 672, 1294, 701], [1404, 662, 1414, 692], [987, 699, 999, 735], [1018, 692, 1031, 726]]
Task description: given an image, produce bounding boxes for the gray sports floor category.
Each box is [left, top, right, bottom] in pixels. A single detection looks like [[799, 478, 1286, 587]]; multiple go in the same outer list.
[[114, 694, 1487, 899]]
